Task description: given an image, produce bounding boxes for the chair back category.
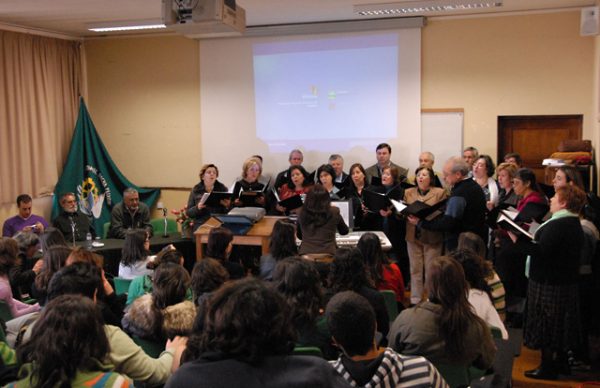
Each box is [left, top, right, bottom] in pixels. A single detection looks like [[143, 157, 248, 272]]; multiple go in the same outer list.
[[113, 277, 132, 296], [379, 289, 399, 322], [293, 346, 323, 357], [434, 363, 470, 388], [133, 336, 165, 358], [102, 222, 110, 239]]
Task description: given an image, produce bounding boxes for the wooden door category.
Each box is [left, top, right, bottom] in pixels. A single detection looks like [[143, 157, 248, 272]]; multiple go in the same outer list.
[[497, 115, 582, 184]]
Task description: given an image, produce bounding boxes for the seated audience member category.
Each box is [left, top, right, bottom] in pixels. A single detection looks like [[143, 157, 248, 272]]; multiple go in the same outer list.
[[2, 194, 48, 238], [326, 291, 448, 388], [357, 233, 405, 311], [65, 247, 125, 327], [123, 263, 195, 341], [316, 164, 345, 200], [169, 278, 350, 388], [109, 188, 153, 239], [404, 166, 447, 305], [118, 229, 153, 280], [190, 258, 228, 308], [389, 256, 496, 369], [365, 143, 408, 187], [297, 185, 348, 257], [232, 157, 267, 208], [41, 262, 185, 385], [275, 165, 312, 214], [38, 227, 67, 254], [457, 232, 506, 320], [503, 152, 523, 168], [328, 154, 349, 189], [186, 164, 231, 231], [462, 146, 479, 175], [327, 248, 389, 338], [259, 219, 298, 281], [11, 232, 42, 300], [414, 151, 443, 188], [126, 246, 190, 306], [272, 258, 337, 359], [52, 192, 94, 242], [273, 149, 305, 189], [0, 238, 40, 317], [31, 245, 71, 306], [206, 227, 245, 279], [450, 249, 508, 340], [472, 155, 499, 210], [10, 295, 132, 387]]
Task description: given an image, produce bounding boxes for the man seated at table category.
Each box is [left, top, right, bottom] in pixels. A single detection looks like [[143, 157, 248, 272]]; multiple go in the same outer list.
[[52, 192, 95, 242], [2, 194, 48, 237], [108, 188, 153, 239]]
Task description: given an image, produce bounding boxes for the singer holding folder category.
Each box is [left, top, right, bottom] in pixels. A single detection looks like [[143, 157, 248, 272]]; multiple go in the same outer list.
[[186, 164, 231, 232], [403, 167, 447, 305], [231, 157, 267, 209]]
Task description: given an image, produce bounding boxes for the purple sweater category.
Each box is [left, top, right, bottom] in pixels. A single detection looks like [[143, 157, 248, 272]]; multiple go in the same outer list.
[[2, 215, 48, 237]]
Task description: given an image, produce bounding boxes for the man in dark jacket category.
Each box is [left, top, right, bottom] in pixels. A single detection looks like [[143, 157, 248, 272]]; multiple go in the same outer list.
[[108, 188, 152, 239], [52, 192, 95, 242], [409, 156, 487, 252]]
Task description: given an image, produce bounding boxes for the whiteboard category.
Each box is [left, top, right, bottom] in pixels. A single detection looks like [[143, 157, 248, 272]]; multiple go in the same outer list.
[[421, 110, 464, 170]]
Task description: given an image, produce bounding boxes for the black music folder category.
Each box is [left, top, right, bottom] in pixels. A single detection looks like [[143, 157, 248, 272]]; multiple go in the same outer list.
[[393, 199, 447, 219], [362, 189, 391, 213], [272, 188, 304, 210], [514, 202, 549, 223], [496, 211, 534, 240], [238, 190, 265, 207]]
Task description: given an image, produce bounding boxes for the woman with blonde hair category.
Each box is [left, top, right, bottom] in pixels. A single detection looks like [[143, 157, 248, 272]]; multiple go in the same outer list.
[[232, 157, 267, 208]]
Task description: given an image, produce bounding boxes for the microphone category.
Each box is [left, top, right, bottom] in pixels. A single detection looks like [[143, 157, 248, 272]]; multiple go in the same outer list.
[[162, 207, 168, 237]]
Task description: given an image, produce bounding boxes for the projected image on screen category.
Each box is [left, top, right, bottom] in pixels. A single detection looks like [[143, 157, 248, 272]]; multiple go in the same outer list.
[[253, 34, 398, 152]]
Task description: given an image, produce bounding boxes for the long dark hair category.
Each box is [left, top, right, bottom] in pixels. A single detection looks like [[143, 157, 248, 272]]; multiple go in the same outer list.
[[206, 227, 233, 261], [515, 168, 541, 194], [121, 229, 149, 267], [182, 278, 296, 364], [190, 258, 229, 304], [426, 256, 488, 361], [150, 263, 191, 338], [299, 185, 331, 229], [450, 249, 493, 300], [272, 258, 322, 333], [39, 227, 67, 253], [269, 220, 298, 260], [356, 232, 388, 286], [34, 245, 72, 302], [17, 295, 109, 388], [328, 247, 370, 293]]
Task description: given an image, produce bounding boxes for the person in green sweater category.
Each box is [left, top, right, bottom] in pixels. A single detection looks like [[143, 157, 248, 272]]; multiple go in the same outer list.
[[8, 294, 132, 387]]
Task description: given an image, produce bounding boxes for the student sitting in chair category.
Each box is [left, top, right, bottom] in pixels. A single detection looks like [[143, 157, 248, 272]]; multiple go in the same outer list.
[[326, 291, 448, 388]]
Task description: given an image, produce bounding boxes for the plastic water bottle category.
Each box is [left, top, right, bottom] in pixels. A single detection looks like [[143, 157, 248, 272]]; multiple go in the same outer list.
[[86, 232, 93, 249]]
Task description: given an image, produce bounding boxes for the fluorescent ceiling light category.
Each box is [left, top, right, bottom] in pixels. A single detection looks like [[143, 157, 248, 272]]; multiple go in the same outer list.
[[87, 20, 166, 32], [354, 0, 503, 16]]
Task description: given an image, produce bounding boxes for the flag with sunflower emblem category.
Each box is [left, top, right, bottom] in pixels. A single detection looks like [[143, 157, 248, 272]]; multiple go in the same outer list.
[[52, 98, 160, 236]]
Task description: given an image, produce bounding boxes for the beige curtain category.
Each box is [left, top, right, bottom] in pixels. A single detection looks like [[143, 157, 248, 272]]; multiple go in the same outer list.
[[0, 30, 82, 204]]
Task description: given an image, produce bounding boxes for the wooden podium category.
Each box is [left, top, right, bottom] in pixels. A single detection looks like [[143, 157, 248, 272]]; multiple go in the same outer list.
[[194, 216, 286, 260]]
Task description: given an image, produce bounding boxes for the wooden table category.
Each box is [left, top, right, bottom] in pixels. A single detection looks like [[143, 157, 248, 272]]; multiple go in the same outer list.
[[194, 216, 286, 260]]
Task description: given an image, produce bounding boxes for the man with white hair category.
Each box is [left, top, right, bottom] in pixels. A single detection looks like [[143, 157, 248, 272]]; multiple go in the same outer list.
[[415, 151, 443, 188], [328, 154, 349, 189], [52, 192, 95, 242], [108, 188, 153, 239], [408, 156, 487, 251], [273, 149, 305, 190]]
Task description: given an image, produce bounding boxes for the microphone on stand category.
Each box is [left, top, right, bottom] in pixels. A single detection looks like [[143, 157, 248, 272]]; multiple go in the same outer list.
[[162, 207, 169, 238], [69, 216, 76, 247]]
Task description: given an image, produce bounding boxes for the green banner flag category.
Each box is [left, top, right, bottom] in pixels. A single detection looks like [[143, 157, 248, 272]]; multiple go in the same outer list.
[[52, 98, 160, 235]]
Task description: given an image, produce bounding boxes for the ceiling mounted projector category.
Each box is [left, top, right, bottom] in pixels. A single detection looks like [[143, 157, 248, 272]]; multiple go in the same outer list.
[[162, 0, 246, 38]]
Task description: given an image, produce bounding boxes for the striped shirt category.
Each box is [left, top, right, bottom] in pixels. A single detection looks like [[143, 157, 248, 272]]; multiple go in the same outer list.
[[331, 348, 449, 388]]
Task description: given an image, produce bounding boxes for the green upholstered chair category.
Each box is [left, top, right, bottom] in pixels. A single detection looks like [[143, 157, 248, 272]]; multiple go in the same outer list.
[[379, 289, 399, 322], [113, 277, 132, 296], [150, 218, 178, 235]]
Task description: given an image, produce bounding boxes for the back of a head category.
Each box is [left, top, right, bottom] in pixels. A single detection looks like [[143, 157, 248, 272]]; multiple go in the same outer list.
[[299, 184, 331, 228], [329, 247, 368, 293], [147, 248, 184, 270], [47, 262, 102, 301], [13, 231, 39, 252], [153, 263, 191, 309], [426, 256, 483, 360], [206, 227, 233, 260], [269, 220, 298, 260], [447, 156, 469, 177], [457, 232, 486, 258], [272, 257, 322, 331], [326, 291, 375, 357], [39, 227, 67, 253], [0, 237, 18, 275], [35, 245, 72, 299], [19, 294, 109, 387], [121, 229, 148, 267], [186, 278, 295, 364], [356, 232, 385, 284], [191, 258, 229, 300], [449, 249, 490, 292]]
